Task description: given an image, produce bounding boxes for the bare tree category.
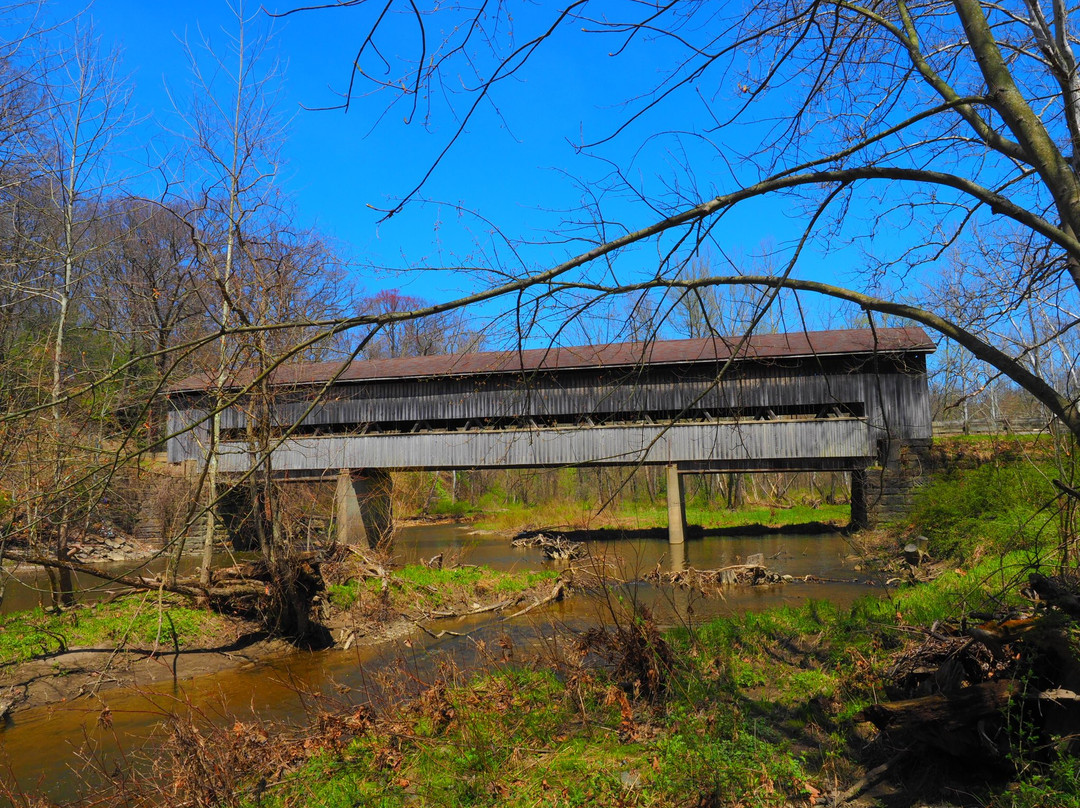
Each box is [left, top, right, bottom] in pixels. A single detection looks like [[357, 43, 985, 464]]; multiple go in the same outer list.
[[8, 23, 131, 606], [173, 0, 289, 586], [356, 289, 483, 359], [85, 198, 206, 400], [276, 0, 1080, 448]]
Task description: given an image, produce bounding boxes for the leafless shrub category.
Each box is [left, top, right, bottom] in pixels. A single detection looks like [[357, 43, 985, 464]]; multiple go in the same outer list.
[[577, 603, 675, 704]]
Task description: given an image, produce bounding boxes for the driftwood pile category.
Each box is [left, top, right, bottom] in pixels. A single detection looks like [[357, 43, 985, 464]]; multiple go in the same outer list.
[[511, 532, 586, 560], [860, 570, 1080, 762], [645, 563, 786, 588]]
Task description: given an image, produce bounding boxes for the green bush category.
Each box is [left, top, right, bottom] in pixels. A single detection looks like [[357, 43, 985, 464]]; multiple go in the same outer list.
[[909, 463, 1057, 560], [429, 498, 475, 517]]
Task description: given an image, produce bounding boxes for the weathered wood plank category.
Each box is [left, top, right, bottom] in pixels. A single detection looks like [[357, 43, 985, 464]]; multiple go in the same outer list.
[[214, 419, 872, 471]]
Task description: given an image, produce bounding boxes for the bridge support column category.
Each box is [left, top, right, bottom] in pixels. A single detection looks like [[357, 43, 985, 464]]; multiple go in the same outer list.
[[850, 468, 869, 530], [666, 464, 686, 545], [335, 469, 395, 552], [669, 538, 686, 572]]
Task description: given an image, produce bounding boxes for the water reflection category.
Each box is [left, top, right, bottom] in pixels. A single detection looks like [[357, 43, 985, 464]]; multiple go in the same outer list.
[[1, 554, 224, 615]]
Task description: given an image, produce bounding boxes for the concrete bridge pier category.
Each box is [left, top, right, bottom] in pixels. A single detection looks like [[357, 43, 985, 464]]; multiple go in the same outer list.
[[335, 468, 395, 551], [666, 464, 687, 545], [669, 538, 686, 572]]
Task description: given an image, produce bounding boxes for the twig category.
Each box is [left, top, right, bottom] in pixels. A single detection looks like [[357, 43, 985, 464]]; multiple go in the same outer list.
[[834, 752, 906, 805], [413, 621, 472, 639], [426, 598, 515, 618], [1053, 478, 1080, 501]]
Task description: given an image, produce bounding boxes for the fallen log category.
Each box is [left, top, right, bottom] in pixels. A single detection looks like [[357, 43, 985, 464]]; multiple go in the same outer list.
[[860, 679, 1015, 758], [212, 553, 323, 583], [862, 679, 1016, 731], [1028, 573, 1080, 617], [862, 679, 1080, 759], [1, 550, 203, 598], [0, 549, 322, 629]]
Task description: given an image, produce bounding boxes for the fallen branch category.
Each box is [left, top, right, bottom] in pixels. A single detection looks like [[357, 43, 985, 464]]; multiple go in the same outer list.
[[506, 580, 566, 619], [413, 621, 473, 639], [2, 549, 203, 598], [426, 598, 515, 619], [511, 533, 585, 560], [1032, 687, 1080, 704], [833, 752, 906, 806], [645, 564, 785, 587]]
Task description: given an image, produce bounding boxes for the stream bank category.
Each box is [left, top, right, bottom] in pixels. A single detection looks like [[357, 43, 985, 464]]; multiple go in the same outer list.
[[68, 554, 1076, 808], [0, 523, 879, 804]]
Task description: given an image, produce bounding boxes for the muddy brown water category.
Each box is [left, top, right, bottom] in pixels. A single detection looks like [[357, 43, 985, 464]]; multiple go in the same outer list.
[[0, 523, 882, 804]]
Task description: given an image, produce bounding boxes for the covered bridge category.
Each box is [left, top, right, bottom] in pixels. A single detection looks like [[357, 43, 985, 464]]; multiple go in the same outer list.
[[167, 326, 935, 545]]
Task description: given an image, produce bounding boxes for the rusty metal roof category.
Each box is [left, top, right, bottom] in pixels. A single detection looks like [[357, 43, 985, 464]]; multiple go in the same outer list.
[[169, 326, 935, 393]]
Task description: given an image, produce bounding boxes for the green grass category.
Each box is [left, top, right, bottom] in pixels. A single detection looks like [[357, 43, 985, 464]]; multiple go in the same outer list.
[[491, 569, 558, 593], [937, 432, 1045, 446], [0, 594, 222, 664], [620, 501, 849, 530], [473, 498, 849, 533], [907, 462, 1059, 561], [258, 541, 1079, 808], [328, 564, 560, 613], [472, 499, 608, 532], [395, 565, 486, 588], [255, 660, 812, 808]]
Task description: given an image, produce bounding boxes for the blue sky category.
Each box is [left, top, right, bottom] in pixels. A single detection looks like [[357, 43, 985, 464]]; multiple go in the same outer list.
[[42, 0, 866, 342]]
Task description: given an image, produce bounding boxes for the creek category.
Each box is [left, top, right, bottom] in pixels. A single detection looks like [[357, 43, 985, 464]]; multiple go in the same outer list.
[[0, 522, 881, 804]]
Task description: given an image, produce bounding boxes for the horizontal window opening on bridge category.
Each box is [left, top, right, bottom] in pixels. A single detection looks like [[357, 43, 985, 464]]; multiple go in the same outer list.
[[217, 402, 866, 442]]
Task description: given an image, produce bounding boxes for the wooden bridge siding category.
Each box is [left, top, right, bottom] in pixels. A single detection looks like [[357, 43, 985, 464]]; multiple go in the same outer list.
[[206, 361, 929, 437], [213, 418, 872, 472], [866, 372, 933, 438], [293, 361, 904, 421], [167, 406, 208, 464]]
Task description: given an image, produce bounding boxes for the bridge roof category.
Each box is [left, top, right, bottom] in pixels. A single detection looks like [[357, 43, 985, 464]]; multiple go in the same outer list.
[[170, 326, 934, 393]]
